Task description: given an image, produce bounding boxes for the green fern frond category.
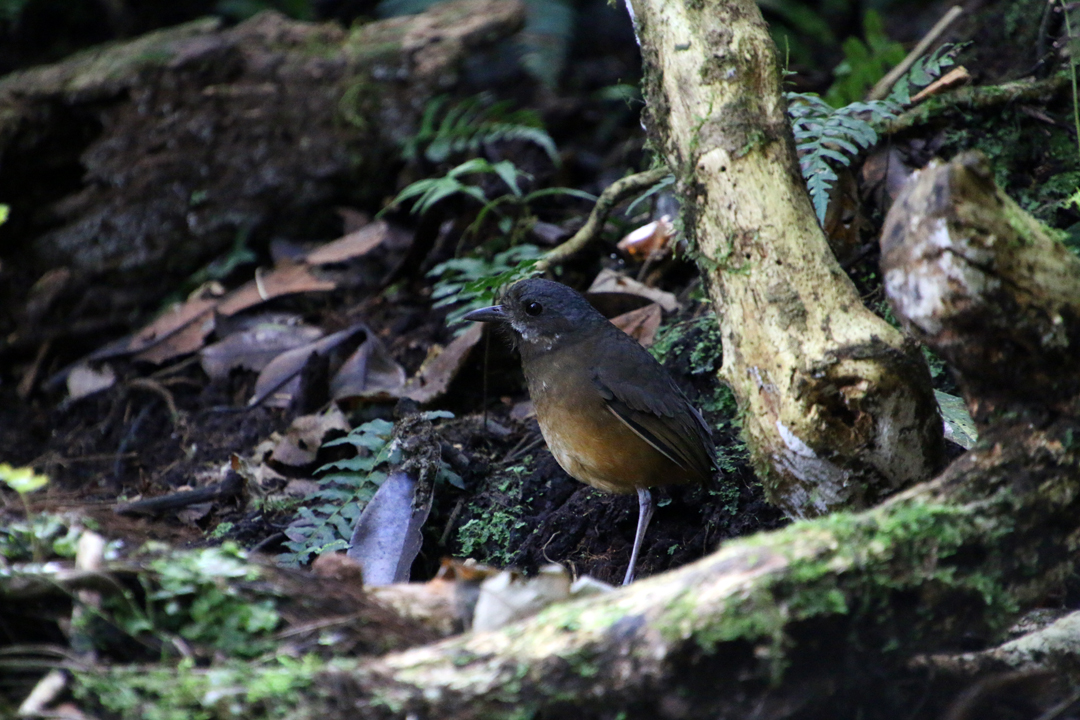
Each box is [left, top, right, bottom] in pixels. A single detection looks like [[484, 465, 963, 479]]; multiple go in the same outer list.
[[403, 94, 559, 166], [788, 94, 898, 223], [386, 158, 532, 216], [429, 244, 544, 331], [277, 418, 398, 566], [788, 43, 961, 225], [887, 44, 962, 105]]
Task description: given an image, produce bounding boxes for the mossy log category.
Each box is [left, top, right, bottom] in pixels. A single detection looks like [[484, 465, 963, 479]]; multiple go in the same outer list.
[[0, 0, 524, 337], [880, 151, 1080, 425], [82, 154, 1080, 718], [625, 0, 945, 517]]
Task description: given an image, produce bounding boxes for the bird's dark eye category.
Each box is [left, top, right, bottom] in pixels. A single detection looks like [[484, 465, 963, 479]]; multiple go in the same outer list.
[[525, 301, 543, 316]]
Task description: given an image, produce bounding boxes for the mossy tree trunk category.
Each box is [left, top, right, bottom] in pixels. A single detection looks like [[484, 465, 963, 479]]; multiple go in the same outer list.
[[626, 0, 945, 517], [87, 154, 1080, 719]]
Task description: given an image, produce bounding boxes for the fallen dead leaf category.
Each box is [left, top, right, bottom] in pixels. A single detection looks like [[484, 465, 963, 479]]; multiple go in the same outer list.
[[304, 220, 389, 265], [249, 324, 371, 408], [135, 313, 216, 364], [330, 334, 407, 402], [217, 263, 336, 316], [125, 296, 220, 358], [270, 405, 351, 469], [616, 215, 675, 260], [403, 322, 483, 404], [588, 268, 679, 312], [347, 470, 431, 586], [22, 267, 72, 326], [609, 302, 662, 347], [66, 362, 117, 401], [200, 321, 324, 380], [862, 146, 916, 209]]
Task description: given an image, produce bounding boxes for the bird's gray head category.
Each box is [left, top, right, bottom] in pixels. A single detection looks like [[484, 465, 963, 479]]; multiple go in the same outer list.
[[461, 278, 607, 351]]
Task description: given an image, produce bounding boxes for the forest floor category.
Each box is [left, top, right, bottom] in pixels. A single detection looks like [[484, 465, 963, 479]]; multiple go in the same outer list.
[[0, 0, 1076, 712]]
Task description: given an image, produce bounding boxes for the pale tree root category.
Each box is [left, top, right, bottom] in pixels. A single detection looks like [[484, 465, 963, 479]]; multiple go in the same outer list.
[[538, 166, 671, 271]]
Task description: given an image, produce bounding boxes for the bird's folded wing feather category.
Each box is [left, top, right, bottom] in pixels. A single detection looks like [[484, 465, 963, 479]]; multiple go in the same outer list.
[[592, 335, 716, 480]]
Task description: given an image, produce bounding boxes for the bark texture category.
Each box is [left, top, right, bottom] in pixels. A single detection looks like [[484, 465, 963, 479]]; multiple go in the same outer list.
[[85, 155, 1080, 720], [625, 0, 944, 517], [881, 150, 1080, 425]]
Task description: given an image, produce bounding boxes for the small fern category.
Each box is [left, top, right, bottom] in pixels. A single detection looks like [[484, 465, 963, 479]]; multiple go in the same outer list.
[[429, 244, 544, 330], [788, 43, 959, 224], [824, 9, 906, 107], [787, 94, 899, 223], [885, 43, 961, 105], [387, 158, 529, 217], [386, 156, 594, 244], [403, 94, 559, 166], [277, 418, 399, 566]]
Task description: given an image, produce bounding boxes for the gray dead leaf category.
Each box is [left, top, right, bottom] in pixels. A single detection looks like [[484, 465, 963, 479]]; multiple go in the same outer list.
[[201, 322, 324, 379], [330, 333, 407, 401], [402, 322, 483, 404], [249, 323, 371, 408], [347, 469, 432, 586]]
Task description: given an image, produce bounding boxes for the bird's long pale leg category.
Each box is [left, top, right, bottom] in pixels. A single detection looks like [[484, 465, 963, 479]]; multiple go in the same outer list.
[[622, 487, 654, 585]]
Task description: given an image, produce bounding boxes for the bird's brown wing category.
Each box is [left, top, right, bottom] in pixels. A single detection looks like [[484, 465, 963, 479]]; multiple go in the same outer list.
[[591, 330, 716, 481]]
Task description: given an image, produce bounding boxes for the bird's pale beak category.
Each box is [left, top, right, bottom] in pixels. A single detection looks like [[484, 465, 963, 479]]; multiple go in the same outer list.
[[462, 305, 507, 323]]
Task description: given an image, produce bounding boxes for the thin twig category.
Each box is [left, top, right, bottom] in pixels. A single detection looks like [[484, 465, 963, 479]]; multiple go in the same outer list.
[[114, 472, 245, 517], [537, 167, 670, 271], [868, 5, 964, 101], [250, 532, 286, 554], [439, 497, 465, 547], [127, 377, 180, 426]]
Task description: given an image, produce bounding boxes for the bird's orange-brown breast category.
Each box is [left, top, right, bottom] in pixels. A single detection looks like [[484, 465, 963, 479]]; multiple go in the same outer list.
[[525, 343, 701, 494]]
